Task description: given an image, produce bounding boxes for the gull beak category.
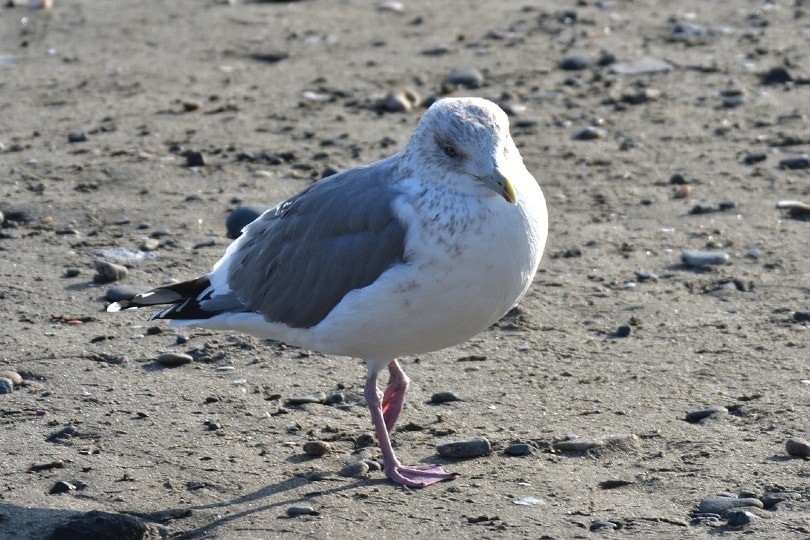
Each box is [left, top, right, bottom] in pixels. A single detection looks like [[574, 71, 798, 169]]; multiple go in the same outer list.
[[482, 167, 517, 205]]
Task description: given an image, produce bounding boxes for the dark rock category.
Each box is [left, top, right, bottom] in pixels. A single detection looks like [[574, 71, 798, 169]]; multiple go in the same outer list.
[[0, 378, 13, 395], [779, 156, 810, 170], [760, 66, 793, 85], [184, 150, 205, 167], [572, 126, 606, 140], [743, 152, 767, 165], [225, 205, 266, 239], [51, 510, 153, 540], [613, 325, 631, 338], [793, 312, 810, 323], [286, 506, 318, 517], [67, 132, 88, 143], [49, 481, 77, 495], [430, 391, 461, 404], [559, 55, 591, 71], [685, 406, 728, 423], [155, 352, 193, 367]]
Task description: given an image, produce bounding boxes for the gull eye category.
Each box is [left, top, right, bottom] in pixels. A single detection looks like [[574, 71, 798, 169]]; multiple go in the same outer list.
[[443, 144, 458, 157]]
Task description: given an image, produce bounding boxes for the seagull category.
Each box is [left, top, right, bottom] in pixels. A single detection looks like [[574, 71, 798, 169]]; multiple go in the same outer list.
[[108, 97, 548, 487]]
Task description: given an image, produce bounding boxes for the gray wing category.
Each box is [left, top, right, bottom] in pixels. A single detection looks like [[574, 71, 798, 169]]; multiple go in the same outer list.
[[225, 157, 407, 329]]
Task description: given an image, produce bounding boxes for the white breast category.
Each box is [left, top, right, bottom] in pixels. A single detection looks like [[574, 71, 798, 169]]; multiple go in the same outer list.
[[304, 174, 548, 360]]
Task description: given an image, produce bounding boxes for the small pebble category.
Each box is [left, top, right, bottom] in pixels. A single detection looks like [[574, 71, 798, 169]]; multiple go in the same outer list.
[[444, 68, 484, 89], [339, 460, 369, 478], [49, 481, 77, 495], [685, 406, 728, 423], [689, 202, 715, 215], [286, 506, 318, 517], [778, 155, 810, 170], [0, 378, 13, 395], [698, 495, 763, 515], [559, 55, 591, 71], [504, 443, 535, 456], [67, 132, 87, 143], [726, 510, 759, 527], [93, 260, 128, 282], [185, 150, 205, 167], [64, 267, 81, 278], [0, 371, 23, 387], [760, 66, 792, 85], [743, 152, 767, 165], [430, 391, 460, 404], [303, 441, 331, 457], [785, 437, 810, 457], [633, 270, 658, 282], [363, 459, 382, 471], [793, 311, 810, 323], [225, 206, 266, 239], [376, 90, 419, 113], [554, 437, 600, 452], [590, 520, 619, 531], [613, 325, 631, 338], [572, 126, 606, 141], [140, 238, 160, 251], [155, 352, 193, 367], [105, 284, 150, 302], [681, 250, 729, 267], [718, 200, 737, 211], [436, 436, 491, 458]]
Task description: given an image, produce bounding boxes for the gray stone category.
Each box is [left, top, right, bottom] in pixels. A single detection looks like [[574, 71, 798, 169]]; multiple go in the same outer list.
[[681, 250, 729, 267], [51, 510, 154, 540], [155, 352, 193, 367], [785, 437, 810, 457], [94, 260, 129, 282], [504, 443, 535, 456], [685, 406, 728, 423], [698, 495, 763, 515], [303, 441, 331, 457], [436, 436, 491, 458], [444, 68, 484, 89], [286, 506, 318, 517], [726, 510, 759, 527], [339, 460, 369, 478], [0, 378, 13, 395], [590, 520, 619, 531]]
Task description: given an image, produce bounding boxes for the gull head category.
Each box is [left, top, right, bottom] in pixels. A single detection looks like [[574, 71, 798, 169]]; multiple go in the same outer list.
[[404, 97, 520, 204]]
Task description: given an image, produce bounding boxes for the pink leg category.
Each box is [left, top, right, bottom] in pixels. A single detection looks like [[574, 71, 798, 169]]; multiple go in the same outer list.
[[381, 360, 409, 433], [365, 365, 457, 488]]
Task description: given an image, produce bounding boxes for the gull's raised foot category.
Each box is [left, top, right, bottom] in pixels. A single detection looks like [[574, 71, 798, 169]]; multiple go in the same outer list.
[[386, 464, 458, 488]]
